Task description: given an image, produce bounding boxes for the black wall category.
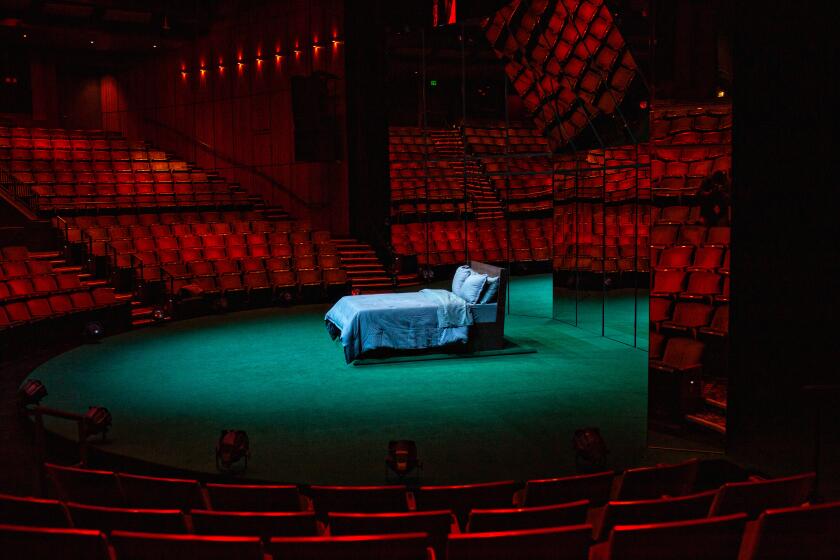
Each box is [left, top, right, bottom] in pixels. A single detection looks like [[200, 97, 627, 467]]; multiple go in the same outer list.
[[729, 1, 839, 491]]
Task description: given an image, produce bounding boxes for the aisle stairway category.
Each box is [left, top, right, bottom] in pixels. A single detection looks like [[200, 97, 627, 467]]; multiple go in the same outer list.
[[429, 130, 505, 220], [333, 239, 394, 294], [685, 380, 727, 435]]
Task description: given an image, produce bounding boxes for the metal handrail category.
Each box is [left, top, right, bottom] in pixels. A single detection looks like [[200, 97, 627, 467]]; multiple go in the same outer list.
[[0, 167, 38, 209]]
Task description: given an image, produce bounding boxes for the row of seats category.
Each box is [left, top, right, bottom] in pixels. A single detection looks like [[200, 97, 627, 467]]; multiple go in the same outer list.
[[651, 301, 729, 338], [651, 271, 729, 302], [651, 224, 730, 248], [4, 149, 175, 164], [0, 463, 830, 559], [0, 288, 119, 330], [653, 245, 729, 273], [464, 126, 550, 154]]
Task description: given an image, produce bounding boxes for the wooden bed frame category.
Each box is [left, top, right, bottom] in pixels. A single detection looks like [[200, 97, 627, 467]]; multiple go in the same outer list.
[[468, 260, 507, 351]]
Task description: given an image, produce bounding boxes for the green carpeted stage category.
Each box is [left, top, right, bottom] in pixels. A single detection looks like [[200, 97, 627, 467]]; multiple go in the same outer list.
[[29, 276, 648, 485]]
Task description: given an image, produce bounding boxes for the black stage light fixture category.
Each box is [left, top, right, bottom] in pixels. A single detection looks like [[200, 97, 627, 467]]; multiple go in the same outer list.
[[572, 427, 608, 473], [386, 440, 422, 480], [83, 406, 112, 440], [83, 321, 104, 342], [152, 307, 166, 322], [19, 379, 47, 407], [216, 430, 250, 472]]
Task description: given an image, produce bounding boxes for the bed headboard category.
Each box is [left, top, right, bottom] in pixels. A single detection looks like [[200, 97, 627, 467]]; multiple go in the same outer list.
[[470, 260, 507, 324]]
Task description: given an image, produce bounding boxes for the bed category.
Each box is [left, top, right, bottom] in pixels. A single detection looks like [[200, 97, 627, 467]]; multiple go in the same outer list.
[[325, 261, 507, 363]]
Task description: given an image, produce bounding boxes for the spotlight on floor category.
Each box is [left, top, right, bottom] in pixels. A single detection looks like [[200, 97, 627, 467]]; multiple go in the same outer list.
[[386, 440, 422, 481], [216, 429, 250, 473], [83, 406, 112, 440], [83, 321, 104, 342], [573, 427, 608, 473], [18, 379, 47, 407]]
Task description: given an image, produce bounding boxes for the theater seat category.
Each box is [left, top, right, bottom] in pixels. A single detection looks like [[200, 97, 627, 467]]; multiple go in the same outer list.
[[110, 530, 264, 560], [708, 473, 815, 519], [740, 501, 840, 560], [67, 502, 187, 534], [0, 493, 70, 527], [267, 533, 433, 560], [327, 510, 457, 557], [45, 463, 123, 507], [615, 459, 699, 500], [413, 481, 519, 529], [205, 483, 305, 512], [0, 524, 111, 560], [117, 473, 207, 511], [596, 490, 717, 541], [308, 485, 409, 514], [190, 510, 319, 538], [591, 513, 747, 560], [517, 471, 614, 508], [466, 500, 589, 533], [448, 524, 592, 560]]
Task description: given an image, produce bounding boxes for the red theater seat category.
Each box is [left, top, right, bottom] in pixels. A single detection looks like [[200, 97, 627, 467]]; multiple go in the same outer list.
[[413, 481, 518, 527], [615, 459, 699, 500], [308, 485, 409, 514], [67, 502, 187, 534], [596, 490, 717, 541], [45, 463, 123, 507], [591, 514, 747, 560], [0, 493, 70, 527], [191, 510, 319, 538], [660, 302, 713, 335], [267, 533, 432, 560], [0, 524, 111, 560], [117, 473, 206, 511], [110, 530, 264, 560], [448, 524, 592, 560], [466, 500, 589, 533], [699, 305, 729, 338], [649, 338, 704, 375], [518, 471, 614, 508], [205, 483, 307, 511], [740, 501, 840, 560], [708, 473, 815, 519]]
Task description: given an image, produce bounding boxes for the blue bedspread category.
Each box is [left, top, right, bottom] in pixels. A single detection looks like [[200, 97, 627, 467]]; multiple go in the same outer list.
[[325, 289, 474, 363]]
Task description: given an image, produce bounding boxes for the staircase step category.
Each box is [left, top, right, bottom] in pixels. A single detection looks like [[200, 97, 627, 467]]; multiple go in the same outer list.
[[684, 411, 726, 435], [30, 250, 62, 260], [131, 318, 157, 327]]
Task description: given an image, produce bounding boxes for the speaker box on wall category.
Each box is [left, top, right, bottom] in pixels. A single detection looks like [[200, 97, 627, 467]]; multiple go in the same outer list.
[[291, 73, 341, 162]]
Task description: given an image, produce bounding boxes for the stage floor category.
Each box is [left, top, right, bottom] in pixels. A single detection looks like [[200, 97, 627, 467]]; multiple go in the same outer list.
[[30, 277, 648, 484]]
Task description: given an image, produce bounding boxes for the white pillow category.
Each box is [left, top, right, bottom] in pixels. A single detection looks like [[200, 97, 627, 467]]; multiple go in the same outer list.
[[478, 275, 499, 304], [459, 272, 487, 304], [452, 265, 472, 295]]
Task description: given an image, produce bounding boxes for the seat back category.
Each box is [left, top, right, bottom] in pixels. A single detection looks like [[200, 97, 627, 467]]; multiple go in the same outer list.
[[266, 533, 431, 560], [659, 339, 704, 371], [0, 493, 70, 527], [413, 481, 518, 525], [328, 510, 455, 557], [0, 524, 110, 560], [191, 510, 319, 538], [616, 459, 699, 500], [523, 471, 614, 507], [308, 485, 408, 514], [709, 473, 815, 519], [447, 524, 592, 560], [45, 463, 124, 506], [110, 530, 264, 560], [598, 490, 717, 540], [205, 483, 303, 512], [604, 513, 747, 560], [67, 502, 187, 534], [466, 500, 589, 533], [744, 501, 840, 560], [117, 473, 206, 511]]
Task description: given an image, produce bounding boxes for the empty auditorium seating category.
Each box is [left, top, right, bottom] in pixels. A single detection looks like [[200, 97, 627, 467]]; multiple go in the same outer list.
[[739, 501, 840, 560], [110, 530, 264, 560], [204, 483, 306, 512], [465, 500, 589, 533], [67, 502, 188, 534], [448, 524, 592, 560], [191, 510, 319, 538], [708, 473, 815, 519], [116, 473, 206, 511], [0, 493, 70, 527], [516, 471, 614, 508], [266, 532, 433, 560], [412, 481, 519, 526], [591, 513, 747, 560], [595, 490, 717, 540], [0, 524, 111, 560], [308, 485, 409, 514], [327, 510, 457, 557], [45, 463, 123, 507], [614, 459, 699, 500]]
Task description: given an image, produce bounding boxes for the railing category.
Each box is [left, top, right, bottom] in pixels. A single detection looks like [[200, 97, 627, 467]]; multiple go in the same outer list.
[[0, 167, 38, 210]]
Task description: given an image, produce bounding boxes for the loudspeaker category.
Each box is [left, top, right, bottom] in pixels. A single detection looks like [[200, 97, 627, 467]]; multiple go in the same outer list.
[[291, 73, 340, 161]]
